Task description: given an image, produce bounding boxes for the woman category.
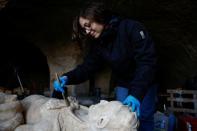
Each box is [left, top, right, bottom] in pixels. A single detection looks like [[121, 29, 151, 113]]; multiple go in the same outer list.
[[54, 2, 158, 131]]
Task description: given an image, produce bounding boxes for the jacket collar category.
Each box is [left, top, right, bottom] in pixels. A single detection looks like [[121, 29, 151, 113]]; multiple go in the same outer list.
[[98, 16, 121, 43]]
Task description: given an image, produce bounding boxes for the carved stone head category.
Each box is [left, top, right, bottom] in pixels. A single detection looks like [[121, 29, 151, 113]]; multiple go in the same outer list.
[[88, 100, 139, 131]]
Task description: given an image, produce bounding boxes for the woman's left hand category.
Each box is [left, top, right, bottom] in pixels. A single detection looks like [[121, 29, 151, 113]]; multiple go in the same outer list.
[[123, 95, 140, 117]]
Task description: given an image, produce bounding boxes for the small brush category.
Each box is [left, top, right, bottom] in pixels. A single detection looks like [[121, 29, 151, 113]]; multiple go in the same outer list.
[[55, 73, 69, 106]]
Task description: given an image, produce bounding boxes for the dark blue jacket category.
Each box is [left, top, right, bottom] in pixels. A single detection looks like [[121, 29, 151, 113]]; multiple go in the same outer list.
[[64, 17, 157, 101]]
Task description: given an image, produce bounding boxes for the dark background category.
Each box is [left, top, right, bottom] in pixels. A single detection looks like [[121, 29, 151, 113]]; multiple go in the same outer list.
[[0, 0, 197, 94]]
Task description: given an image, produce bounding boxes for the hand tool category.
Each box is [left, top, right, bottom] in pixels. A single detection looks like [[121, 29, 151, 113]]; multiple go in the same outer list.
[[55, 73, 69, 106], [14, 68, 24, 93]]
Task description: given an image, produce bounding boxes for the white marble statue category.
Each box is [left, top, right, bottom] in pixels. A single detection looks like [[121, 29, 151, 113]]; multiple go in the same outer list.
[[16, 94, 139, 131], [0, 92, 24, 131]]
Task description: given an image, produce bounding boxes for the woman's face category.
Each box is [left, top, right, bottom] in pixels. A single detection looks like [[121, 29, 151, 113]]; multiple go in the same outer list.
[[79, 16, 105, 39]]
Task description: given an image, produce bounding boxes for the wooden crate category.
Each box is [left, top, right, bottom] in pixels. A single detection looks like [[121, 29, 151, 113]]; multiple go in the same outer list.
[[167, 89, 197, 116]]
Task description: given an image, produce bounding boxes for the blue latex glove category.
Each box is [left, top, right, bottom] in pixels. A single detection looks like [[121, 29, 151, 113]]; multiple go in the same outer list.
[[53, 76, 68, 93], [123, 95, 140, 117]]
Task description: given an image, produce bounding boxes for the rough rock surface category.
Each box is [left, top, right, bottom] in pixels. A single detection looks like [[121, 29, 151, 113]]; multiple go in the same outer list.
[[0, 92, 24, 131], [16, 95, 139, 131], [0, 0, 8, 10]]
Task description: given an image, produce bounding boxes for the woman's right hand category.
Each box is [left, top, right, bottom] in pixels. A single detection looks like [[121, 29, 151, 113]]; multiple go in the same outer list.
[[53, 76, 68, 93]]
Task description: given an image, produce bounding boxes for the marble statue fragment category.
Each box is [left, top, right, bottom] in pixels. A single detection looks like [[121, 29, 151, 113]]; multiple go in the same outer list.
[[0, 92, 24, 131], [15, 94, 139, 131]]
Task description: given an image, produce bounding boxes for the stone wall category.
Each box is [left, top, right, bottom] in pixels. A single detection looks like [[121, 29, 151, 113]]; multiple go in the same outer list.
[[0, 0, 197, 96], [0, 0, 8, 10]]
